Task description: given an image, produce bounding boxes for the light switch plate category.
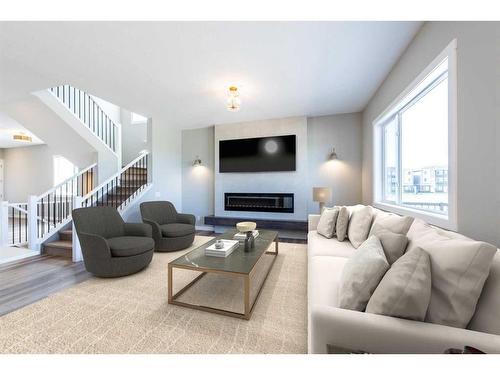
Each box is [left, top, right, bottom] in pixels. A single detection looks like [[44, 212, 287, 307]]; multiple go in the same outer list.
[[155, 191, 161, 198]]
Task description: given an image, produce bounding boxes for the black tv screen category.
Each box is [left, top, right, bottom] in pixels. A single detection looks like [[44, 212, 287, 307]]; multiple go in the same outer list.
[[219, 135, 296, 173]]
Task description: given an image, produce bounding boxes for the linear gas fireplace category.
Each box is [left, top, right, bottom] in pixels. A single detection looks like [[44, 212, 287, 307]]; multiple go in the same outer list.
[[224, 193, 294, 213]]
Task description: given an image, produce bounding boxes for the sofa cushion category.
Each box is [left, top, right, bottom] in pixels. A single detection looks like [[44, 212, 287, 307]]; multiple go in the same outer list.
[[407, 219, 497, 328], [468, 251, 500, 335], [369, 209, 414, 236], [317, 207, 339, 239], [336, 207, 349, 242], [366, 247, 432, 321], [308, 230, 355, 258], [371, 228, 408, 265], [161, 223, 195, 237], [338, 236, 390, 311], [309, 255, 348, 308], [107, 236, 154, 257], [347, 205, 373, 248]]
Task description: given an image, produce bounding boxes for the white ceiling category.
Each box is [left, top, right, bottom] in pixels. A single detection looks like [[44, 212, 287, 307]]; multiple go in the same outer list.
[[0, 111, 44, 148], [0, 21, 422, 129]]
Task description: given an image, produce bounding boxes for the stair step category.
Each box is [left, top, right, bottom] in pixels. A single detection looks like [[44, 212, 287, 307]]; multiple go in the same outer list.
[[59, 230, 73, 241], [44, 240, 72, 257]]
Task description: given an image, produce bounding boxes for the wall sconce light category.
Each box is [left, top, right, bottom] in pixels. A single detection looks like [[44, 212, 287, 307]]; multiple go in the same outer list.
[[193, 156, 202, 166], [328, 147, 338, 160]]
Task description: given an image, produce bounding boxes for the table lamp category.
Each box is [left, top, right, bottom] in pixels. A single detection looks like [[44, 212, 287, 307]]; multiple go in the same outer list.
[[313, 187, 332, 213]]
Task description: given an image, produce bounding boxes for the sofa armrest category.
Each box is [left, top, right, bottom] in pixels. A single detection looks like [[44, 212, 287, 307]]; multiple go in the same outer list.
[[77, 232, 111, 260], [177, 213, 196, 226], [310, 305, 500, 354], [142, 219, 162, 242], [124, 222, 152, 237], [308, 214, 321, 231]]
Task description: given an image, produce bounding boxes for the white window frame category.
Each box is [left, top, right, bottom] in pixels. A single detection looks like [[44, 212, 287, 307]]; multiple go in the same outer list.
[[372, 39, 457, 231]]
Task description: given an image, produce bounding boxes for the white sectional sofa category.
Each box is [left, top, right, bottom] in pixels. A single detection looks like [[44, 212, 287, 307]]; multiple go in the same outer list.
[[307, 206, 500, 354]]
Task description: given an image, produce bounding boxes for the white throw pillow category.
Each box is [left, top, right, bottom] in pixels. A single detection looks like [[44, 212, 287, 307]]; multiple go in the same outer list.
[[407, 219, 497, 328], [347, 205, 373, 248], [335, 207, 349, 242], [366, 247, 432, 321], [369, 210, 414, 236], [338, 235, 390, 311], [316, 207, 339, 238]]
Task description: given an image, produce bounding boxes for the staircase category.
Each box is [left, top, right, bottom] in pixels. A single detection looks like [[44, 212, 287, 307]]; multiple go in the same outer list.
[[44, 229, 73, 257], [41, 154, 150, 258]]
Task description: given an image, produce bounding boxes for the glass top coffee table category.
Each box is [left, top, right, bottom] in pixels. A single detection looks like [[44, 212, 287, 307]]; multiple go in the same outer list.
[[168, 229, 279, 320]]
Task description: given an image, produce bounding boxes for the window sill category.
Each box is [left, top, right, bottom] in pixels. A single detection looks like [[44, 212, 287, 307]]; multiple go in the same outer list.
[[373, 201, 457, 232]]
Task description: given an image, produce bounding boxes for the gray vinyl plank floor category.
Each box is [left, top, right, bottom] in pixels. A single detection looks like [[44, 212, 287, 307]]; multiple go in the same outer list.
[[0, 255, 91, 317]]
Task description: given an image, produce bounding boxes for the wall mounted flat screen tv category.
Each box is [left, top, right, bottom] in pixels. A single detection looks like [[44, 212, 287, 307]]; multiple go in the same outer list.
[[219, 134, 296, 173]]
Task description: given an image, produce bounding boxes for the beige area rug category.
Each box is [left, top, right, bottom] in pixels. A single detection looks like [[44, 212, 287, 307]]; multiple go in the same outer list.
[[0, 236, 307, 354]]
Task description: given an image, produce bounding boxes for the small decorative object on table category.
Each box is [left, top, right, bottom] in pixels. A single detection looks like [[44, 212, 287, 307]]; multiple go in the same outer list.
[[236, 222, 257, 252], [205, 239, 239, 257]]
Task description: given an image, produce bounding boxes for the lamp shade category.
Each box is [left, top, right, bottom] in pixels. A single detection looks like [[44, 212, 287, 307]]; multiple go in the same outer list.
[[313, 187, 331, 203]]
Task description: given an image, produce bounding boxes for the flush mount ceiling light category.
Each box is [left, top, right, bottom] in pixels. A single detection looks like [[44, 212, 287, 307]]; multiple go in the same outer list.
[[226, 86, 241, 112], [13, 132, 32, 143]]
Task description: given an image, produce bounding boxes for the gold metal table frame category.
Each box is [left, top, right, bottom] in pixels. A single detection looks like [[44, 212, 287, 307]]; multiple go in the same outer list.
[[168, 235, 279, 320]]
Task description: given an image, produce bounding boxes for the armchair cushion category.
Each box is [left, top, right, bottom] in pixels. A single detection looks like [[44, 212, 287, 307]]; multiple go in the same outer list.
[[107, 236, 154, 257], [161, 223, 195, 238]]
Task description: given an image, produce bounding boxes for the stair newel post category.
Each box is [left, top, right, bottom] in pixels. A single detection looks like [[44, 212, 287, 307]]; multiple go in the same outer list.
[[72, 195, 84, 262], [27, 195, 40, 252], [0, 201, 9, 246]]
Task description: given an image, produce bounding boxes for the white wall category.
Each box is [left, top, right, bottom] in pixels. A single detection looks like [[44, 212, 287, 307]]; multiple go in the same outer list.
[[214, 117, 309, 220], [362, 21, 500, 246], [182, 126, 214, 227], [120, 108, 148, 165], [307, 113, 362, 213], [2, 144, 96, 202]]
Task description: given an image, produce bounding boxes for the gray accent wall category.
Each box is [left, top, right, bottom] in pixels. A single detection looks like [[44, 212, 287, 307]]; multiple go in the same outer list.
[[307, 113, 362, 213], [182, 126, 214, 227], [362, 21, 500, 246]]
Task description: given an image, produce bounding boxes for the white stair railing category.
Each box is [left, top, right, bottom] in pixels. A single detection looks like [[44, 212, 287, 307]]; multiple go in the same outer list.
[[30, 163, 97, 247], [80, 152, 150, 211], [0, 202, 28, 246], [49, 85, 119, 153]]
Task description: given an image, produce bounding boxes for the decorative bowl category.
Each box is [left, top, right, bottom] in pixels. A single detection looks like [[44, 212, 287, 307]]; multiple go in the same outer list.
[[236, 221, 257, 233]]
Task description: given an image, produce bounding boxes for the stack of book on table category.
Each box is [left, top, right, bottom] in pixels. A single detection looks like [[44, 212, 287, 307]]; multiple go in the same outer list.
[[233, 230, 260, 242], [205, 239, 239, 257]]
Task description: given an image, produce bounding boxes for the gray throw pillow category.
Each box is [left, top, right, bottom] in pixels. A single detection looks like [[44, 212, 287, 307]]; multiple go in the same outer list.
[[335, 206, 349, 241], [371, 228, 408, 264], [347, 205, 373, 248], [366, 247, 432, 321], [338, 236, 390, 311], [316, 207, 339, 238]]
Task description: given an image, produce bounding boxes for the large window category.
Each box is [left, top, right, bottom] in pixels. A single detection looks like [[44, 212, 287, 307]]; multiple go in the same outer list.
[[374, 40, 456, 229]]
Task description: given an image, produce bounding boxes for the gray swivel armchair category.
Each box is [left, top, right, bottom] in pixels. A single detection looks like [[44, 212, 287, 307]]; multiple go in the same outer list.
[[140, 201, 195, 252], [72, 206, 155, 277]]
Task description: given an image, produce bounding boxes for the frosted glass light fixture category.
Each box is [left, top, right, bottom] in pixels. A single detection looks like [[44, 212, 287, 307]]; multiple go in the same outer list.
[[226, 86, 241, 112]]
